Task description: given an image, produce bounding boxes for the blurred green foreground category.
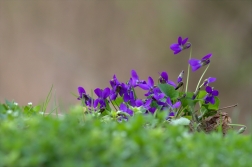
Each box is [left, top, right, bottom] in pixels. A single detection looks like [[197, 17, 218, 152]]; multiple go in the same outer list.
[[0, 103, 251, 167]]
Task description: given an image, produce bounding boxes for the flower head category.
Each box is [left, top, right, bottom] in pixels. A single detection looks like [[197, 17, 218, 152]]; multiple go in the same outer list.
[[77, 86, 92, 106], [204, 86, 219, 104], [119, 103, 133, 116], [189, 53, 212, 71], [93, 87, 110, 109], [109, 75, 128, 100], [131, 70, 146, 87], [203, 77, 216, 86], [158, 71, 176, 87], [170, 36, 191, 54], [139, 76, 156, 96]]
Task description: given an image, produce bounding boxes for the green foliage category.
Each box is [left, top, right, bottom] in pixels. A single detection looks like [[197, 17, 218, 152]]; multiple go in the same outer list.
[[0, 103, 251, 167], [158, 83, 179, 100]]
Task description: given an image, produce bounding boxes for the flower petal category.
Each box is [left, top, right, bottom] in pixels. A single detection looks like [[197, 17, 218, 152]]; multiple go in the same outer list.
[[174, 50, 181, 54], [191, 64, 202, 71], [166, 97, 172, 105], [202, 53, 212, 60], [168, 80, 176, 87], [135, 99, 143, 107], [169, 112, 175, 117], [173, 101, 181, 108], [78, 86, 86, 95], [147, 77, 154, 87], [210, 97, 215, 104], [205, 86, 212, 93], [178, 36, 182, 45], [138, 84, 150, 90], [170, 43, 181, 50], [93, 99, 99, 108], [119, 103, 127, 112], [126, 109, 133, 116], [160, 72, 168, 81], [94, 88, 102, 97], [189, 59, 201, 66], [102, 87, 110, 98], [208, 77, 216, 83], [212, 90, 219, 96], [131, 70, 138, 80], [181, 37, 188, 45]]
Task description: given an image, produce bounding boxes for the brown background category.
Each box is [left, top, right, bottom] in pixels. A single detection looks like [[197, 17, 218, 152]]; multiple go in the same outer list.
[[0, 1, 251, 130]]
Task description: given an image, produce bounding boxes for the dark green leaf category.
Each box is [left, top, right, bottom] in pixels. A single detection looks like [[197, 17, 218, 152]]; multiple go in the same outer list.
[[158, 84, 179, 100]]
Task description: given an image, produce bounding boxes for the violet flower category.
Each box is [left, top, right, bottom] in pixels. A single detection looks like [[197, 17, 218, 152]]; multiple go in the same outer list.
[[123, 78, 136, 103], [135, 98, 152, 110], [189, 53, 212, 71], [158, 71, 176, 87], [204, 86, 219, 104], [93, 87, 110, 109], [203, 77, 216, 86], [166, 97, 181, 109], [139, 77, 156, 96], [77, 87, 92, 107], [119, 103, 133, 116], [170, 36, 191, 54], [131, 70, 146, 87], [110, 75, 128, 100]]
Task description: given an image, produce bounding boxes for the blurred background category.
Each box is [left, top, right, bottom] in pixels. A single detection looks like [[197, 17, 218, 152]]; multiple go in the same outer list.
[[0, 1, 251, 128]]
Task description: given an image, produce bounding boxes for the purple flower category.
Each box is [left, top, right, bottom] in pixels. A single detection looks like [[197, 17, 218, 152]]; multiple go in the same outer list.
[[139, 77, 157, 96], [203, 77, 216, 86], [109, 75, 128, 100], [77, 87, 92, 107], [119, 103, 133, 116], [189, 53, 212, 71], [204, 86, 219, 104], [135, 98, 152, 110], [153, 90, 165, 101], [170, 36, 191, 54], [166, 97, 181, 109], [158, 71, 176, 87], [123, 78, 136, 103], [93, 87, 110, 109], [131, 70, 146, 87]]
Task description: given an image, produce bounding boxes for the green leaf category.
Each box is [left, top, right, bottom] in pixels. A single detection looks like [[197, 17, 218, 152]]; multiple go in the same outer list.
[[197, 90, 207, 102], [33, 105, 41, 112], [170, 117, 191, 126], [158, 84, 179, 100], [105, 99, 111, 111], [114, 96, 123, 106]]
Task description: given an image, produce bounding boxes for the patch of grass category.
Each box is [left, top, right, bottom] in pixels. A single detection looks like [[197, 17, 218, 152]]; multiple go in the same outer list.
[[0, 102, 251, 167]]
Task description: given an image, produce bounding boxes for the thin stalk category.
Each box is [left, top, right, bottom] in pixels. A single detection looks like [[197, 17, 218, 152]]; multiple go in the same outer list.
[[109, 97, 119, 111], [195, 64, 210, 91], [185, 45, 192, 93]]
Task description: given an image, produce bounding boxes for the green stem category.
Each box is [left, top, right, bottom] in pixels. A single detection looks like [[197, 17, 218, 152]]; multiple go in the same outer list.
[[228, 124, 246, 127], [185, 45, 192, 93], [195, 64, 210, 91]]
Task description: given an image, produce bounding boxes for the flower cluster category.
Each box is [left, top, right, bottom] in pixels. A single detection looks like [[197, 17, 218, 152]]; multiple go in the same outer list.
[[78, 69, 182, 121], [77, 36, 221, 124]]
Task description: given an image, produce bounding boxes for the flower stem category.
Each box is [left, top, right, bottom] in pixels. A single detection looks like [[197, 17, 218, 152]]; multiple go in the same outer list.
[[195, 64, 210, 91], [185, 44, 192, 93], [109, 97, 119, 111]]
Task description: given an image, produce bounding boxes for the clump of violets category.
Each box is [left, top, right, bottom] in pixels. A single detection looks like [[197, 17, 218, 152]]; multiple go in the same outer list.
[[76, 36, 245, 134]]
